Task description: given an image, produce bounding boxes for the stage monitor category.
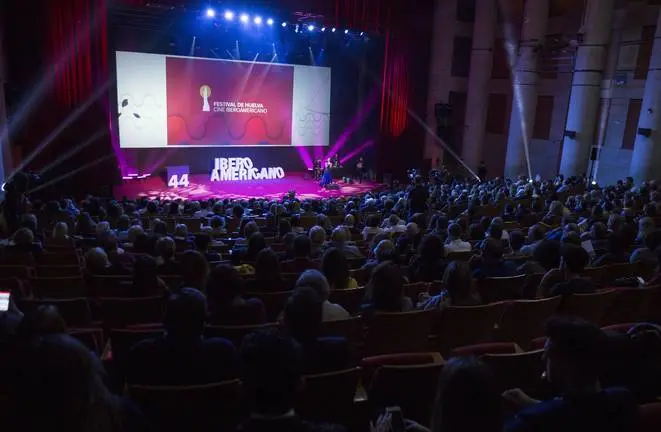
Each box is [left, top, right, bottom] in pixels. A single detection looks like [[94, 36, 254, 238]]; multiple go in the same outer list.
[[115, 51, 331, 148]]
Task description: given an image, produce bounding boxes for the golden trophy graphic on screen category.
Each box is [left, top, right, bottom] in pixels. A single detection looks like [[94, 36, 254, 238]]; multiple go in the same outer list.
[[200, 85, 212, 112]]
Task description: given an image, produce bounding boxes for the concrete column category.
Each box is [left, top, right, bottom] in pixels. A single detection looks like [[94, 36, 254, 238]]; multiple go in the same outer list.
[[559, 0, 614, 177], [424, 0, 458, 167], [592, 9, 624, 183], [503, 0, 549, 179], [0, 12, 9, 187], [462, 0, 497, 174], [630, 10, 661, 184]]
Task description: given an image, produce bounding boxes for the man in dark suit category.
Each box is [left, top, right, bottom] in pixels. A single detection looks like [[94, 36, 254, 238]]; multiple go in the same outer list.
[[281, 235, 320, 273], [127, 288, 237, 385], [236, 327, 345, 432], [283, 287, 353, 374], [504, 317, 637, 432]]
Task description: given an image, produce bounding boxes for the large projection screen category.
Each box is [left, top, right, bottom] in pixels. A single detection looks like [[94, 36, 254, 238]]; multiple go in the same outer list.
[[116, 51, 331, 148]]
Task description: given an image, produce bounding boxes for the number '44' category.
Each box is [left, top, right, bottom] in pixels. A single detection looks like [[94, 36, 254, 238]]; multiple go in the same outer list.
[[168, 174, 189, 188]]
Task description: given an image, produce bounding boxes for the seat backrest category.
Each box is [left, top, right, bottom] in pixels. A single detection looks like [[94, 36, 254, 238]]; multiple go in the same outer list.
[[364, 310, 435, 356], [129, 379, 244, 432], [450, 342, 521, 358], [436, 302, 507, 356], [446, 251, 474, 261], [245, 291, 293, 322], [600, 263, 639, 286], [556, 289, 618, 324], [35, 265, 82, 278], [477, 275, 527, 303], [497, 297, 562, 349], [31, 276, 86, 298], [89, 275, 132, 297], [403, 282, 430, 300], [69, 328, 104, 355], [20, 297, 93, 328], [0, 265, 33, 280], [600, 287, 658, 326], [100, 296, 164, 328], [349, 268, 370, 286], [482, 349, 546, 397], [297, 367, 361, 424], [640, 402, 661, 432], [321, 316, 364, 348], [328, 287, 366, 315], [36, 252, 81, 267], [204, 323, 278, 347], [368, 362, 444, 425], [109, 328, 164, 364]]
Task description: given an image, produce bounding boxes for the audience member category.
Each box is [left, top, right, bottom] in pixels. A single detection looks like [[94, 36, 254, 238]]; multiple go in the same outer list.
[[295, 270, 349, 321], [472, 238, 520, 278], [249, 248, 289, 292], [419, 261, 481, 310], [364, 262, 412, 312], [127, 288, 237, 385], [281, 235, 320, 273], [409, 234, 448, 282], [444, 223, 471, 254], [308, 225, 326, 259], [131, 255, 168, 297], [283, 287, 353, 374], [179, 250, 210, 292], [321, 247, 357, 290], [504, 317, 637, 432], [206, 265, 266, 325]]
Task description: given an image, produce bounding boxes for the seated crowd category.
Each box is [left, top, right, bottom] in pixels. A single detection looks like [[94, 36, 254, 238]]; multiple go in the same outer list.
[[2, 173, 661, 431]]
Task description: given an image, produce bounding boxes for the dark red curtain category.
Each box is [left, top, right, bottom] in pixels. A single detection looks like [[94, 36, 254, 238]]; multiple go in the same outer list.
[[48, 0, 108, 106]]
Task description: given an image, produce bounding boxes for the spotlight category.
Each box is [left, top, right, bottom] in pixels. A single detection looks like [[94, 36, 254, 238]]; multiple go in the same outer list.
[[321, 27, 326, 32], [267, 18, 274, 26], [206, 8, 215, 18], [331, 27, 336, 32], [254, 16, 262, 25], [308, 24, 315, 31], [528, 179, 533, 184], [281, 22, 287, 27], [591, 180, 597, 185], [224, 10, 234, 21], [239, 13, 249, 23], [360, 31, 364, 36], [344, 29, 349, 34]]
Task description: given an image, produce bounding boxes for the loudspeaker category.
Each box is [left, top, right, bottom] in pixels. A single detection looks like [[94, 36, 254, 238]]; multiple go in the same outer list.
[[564, 130, 577, 139], [638, 127, 653, 137], [590, 147, 599, 161]]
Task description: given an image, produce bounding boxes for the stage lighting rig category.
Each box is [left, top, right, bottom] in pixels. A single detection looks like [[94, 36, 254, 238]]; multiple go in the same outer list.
[[224, 10, 234, 20], [205, 8, 215, 18]]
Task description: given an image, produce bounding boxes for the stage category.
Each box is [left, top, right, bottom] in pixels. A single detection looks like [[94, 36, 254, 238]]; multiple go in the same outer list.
[[114, 173, 384, 201]]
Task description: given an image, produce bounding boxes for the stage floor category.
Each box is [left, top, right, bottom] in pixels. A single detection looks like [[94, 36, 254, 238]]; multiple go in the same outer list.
[[114, 173, 384, 201]]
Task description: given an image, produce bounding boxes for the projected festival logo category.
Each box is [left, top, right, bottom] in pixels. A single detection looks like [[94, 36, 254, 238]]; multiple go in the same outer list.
[[166, 56, 294, 146]]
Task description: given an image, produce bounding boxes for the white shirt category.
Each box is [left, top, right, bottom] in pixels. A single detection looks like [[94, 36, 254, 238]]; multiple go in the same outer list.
[[323, 301, 350, 322], [444, 239, 472, 254], [362, 226, 385, 241], [387, 224, 407, 234]]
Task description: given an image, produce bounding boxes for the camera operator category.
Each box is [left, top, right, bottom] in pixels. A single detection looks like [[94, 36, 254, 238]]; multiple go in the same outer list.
[[0, 172, 31, 235]]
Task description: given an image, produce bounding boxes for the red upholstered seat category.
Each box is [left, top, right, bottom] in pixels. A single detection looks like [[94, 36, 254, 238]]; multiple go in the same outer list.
[[450, 342, 521, 358], [640, 402, 661, 432], [436, 302, 507, 356], [496, 296, 562, 349]]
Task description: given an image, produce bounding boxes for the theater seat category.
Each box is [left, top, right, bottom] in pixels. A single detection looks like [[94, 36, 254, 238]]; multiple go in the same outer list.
[[640, 402, 661, 432], [364, 310, 435, 356], [450, 342, 521, 358], [297, 367, 361, 425]]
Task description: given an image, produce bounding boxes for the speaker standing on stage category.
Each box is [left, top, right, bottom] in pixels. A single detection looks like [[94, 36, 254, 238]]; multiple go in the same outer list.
[[320, 159, 333, 187], [356, 157, 365, 184]]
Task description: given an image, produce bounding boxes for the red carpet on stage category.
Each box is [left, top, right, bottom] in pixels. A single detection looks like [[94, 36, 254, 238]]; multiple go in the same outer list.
[[114, 173, 384, 201]]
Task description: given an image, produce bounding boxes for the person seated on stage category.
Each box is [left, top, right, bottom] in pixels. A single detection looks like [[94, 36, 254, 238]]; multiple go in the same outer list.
[[206, 265, 266, 326], [179, 250, 210, 293], [282, 287, 354, 375], [127, 288, 237, 386], [321, 247, 358, 290], [444, 223, 472, 254], [282, 235, 321, 274], [325, 227, 364, 259], [236, 327, 345, 432], [361, 214, 385, 241], [309, 226, 327, 260], [295, 270, 349, 322], [194, 233, 222, 263], [247, 248, 289, 292], [155, 236, 181, 275], [503, 317, 637, 432]]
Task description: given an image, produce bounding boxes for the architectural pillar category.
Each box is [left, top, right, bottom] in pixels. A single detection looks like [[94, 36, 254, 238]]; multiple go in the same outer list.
[[559, 0, 614, 177], [424, 0, 458, 167], [462, 0, 497, 174], [630, 10, 661, 184], [503, 0, 549, 179], [0, 12, 9, 189]]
